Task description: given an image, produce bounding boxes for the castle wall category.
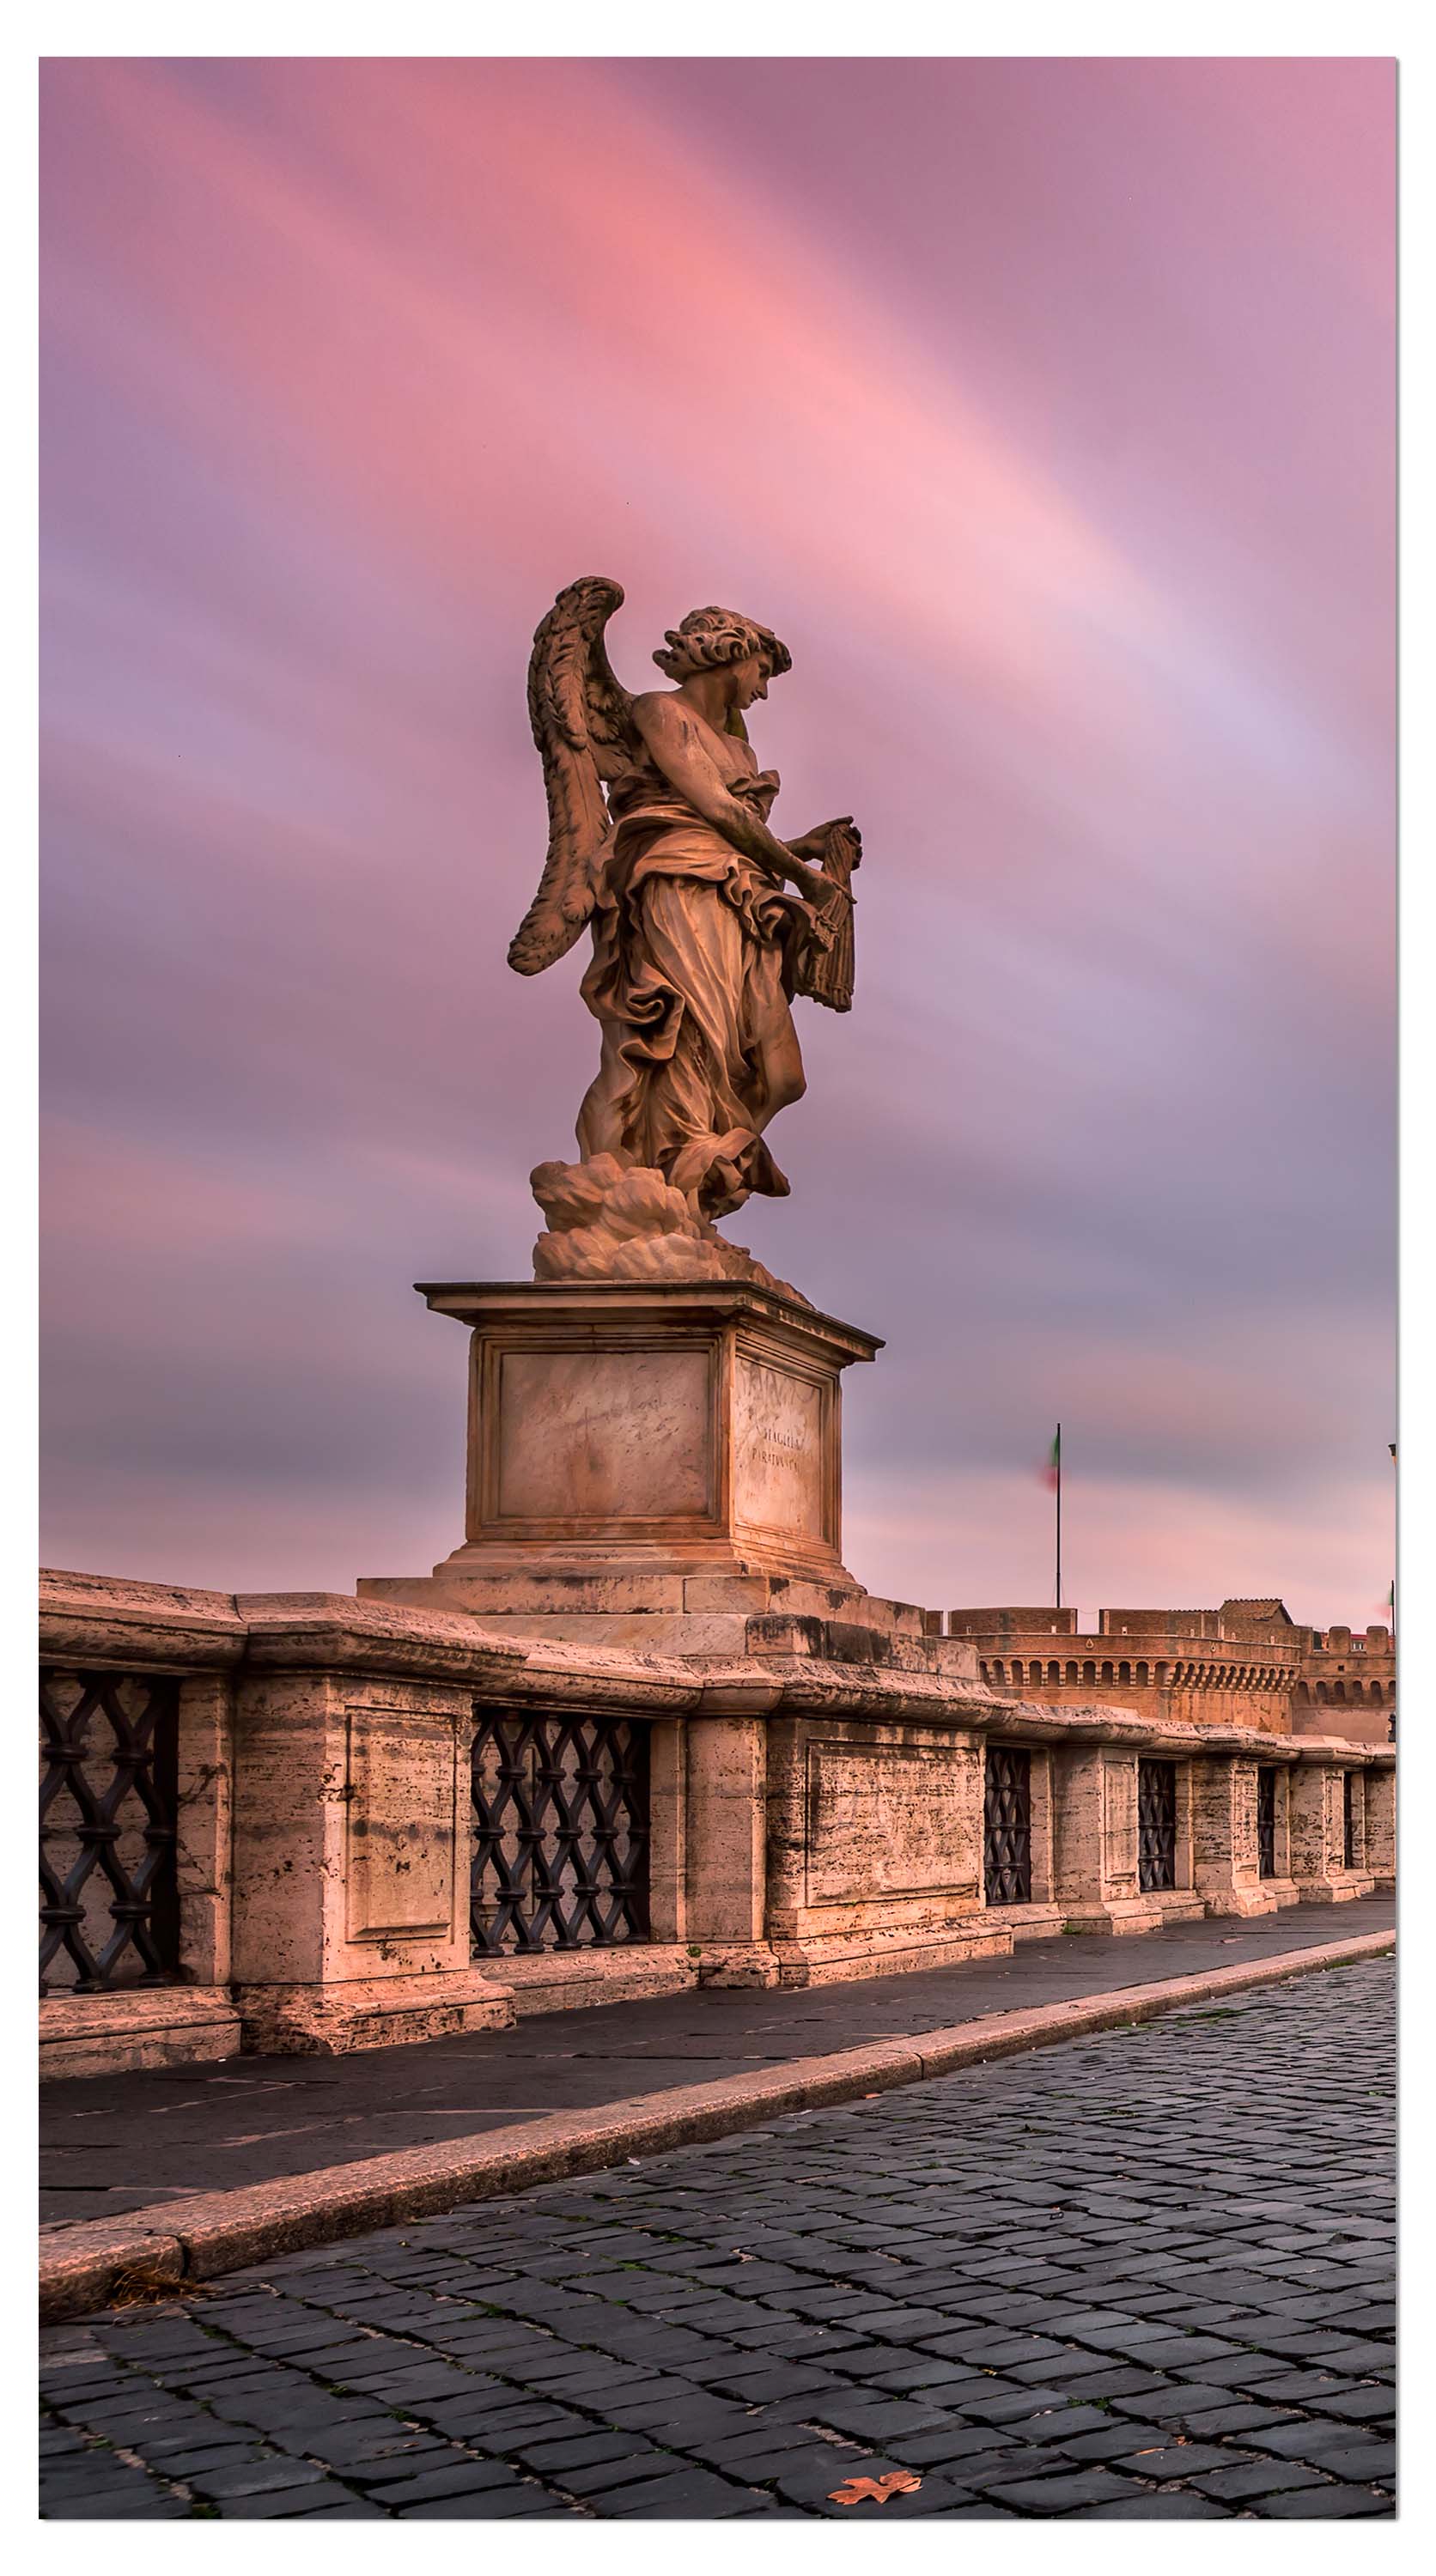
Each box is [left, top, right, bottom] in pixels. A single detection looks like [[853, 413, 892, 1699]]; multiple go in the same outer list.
[[948, 1603, 1395, 1742]]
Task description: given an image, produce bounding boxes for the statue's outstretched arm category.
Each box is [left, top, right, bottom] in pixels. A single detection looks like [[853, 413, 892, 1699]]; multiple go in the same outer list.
[[632, 696, 833, 905]]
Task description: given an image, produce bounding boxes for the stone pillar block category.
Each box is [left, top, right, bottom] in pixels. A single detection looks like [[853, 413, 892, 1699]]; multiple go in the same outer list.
[[1052, 1744, 1105, 1911], [1171, 1759, 1196, 1892], [1192, 1756, 1287, 1916], [1288, 1759, 1334, 1890], [1288, 1758, 1377, 1903], [1103, 1753, 1141, 1902], [646, 1717, 689, 1942], [1366, 1765, 1396, 1890], [683, 1714, 781, 1985], [230, 1668, 514, 2051], [1055, 1745, 1205, 1933], [1272, 1762, 1295, 1885], [1028, 1747, 1056, 1905]]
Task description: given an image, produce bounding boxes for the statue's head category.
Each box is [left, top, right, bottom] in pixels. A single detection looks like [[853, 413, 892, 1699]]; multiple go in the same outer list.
[[654, 606, 792, 720]]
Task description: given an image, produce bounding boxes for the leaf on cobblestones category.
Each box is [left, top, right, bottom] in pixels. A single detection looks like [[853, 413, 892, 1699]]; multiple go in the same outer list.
[[829, 2471, 923, 2506], [108, 2266, 212, 2309]]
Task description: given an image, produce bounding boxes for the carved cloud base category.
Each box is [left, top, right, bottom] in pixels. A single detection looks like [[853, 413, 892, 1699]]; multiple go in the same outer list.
[[531, 1152, 806, 1302]]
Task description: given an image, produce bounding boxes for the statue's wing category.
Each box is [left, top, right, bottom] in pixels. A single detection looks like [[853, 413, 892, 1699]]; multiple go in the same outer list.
[[507, 577, 637, 975]]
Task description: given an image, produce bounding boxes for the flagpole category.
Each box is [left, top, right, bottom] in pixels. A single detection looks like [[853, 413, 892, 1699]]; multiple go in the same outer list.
[[1056, 1422, 1062, 1612]]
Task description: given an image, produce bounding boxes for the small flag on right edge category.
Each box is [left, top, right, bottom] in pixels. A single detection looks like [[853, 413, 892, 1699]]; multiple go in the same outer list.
[[1043, 1428, 1061, 1491]]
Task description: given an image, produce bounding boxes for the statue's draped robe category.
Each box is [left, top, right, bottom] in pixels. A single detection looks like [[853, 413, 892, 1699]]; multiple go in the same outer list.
[[576, 729, 813, 1217]]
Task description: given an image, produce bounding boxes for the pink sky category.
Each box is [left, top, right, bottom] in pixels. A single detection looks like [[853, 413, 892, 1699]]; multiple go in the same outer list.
[[40, 58, 1395, 1623]]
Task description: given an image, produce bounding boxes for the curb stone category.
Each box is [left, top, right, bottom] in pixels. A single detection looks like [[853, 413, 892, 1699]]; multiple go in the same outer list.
[[39, 1927, 1394, 2322]]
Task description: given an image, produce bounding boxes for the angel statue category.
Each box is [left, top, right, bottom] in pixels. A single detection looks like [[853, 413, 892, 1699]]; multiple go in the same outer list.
[[509, 578, 861, 1293]]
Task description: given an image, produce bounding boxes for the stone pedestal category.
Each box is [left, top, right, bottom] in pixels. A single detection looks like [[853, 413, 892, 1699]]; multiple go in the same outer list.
[[362, 1279, 881, 1636]]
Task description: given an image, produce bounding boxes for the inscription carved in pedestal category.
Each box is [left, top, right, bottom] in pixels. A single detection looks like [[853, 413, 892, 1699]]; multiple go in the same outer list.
[[734, 1357, 824, 1538]]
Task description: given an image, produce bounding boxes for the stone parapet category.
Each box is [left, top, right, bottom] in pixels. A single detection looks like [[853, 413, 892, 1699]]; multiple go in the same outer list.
[[43, 1577, 1399, 1759], [39, 1568, 248, 1671], [39, 1571, 1395, 2075]]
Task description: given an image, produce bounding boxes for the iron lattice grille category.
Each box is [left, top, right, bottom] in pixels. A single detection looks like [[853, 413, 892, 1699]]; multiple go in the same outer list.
[[40, 1668, 181, 1995], [983, 1747, 1032, 1905], [1343, 1771, 1360, 1868], [1256, 1766, 1278, 1879], [1137, 1758, 1177, 1893], [471, 1708, 650, 1953]]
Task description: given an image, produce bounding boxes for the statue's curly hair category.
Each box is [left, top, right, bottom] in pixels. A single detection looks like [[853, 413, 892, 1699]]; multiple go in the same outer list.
[[653, 605, 793, 683]]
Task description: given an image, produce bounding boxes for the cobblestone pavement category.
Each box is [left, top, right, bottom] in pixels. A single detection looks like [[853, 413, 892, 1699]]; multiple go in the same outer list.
[[40, 1958, 1395, 2520]]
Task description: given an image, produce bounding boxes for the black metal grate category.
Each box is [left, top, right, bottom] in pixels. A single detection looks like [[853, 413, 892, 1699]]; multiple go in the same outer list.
[[471, 1708, 649, 1953], [1256, 1766, 1278, 1879], [984, 1746, 1032, 1904], [1137, 1758, 1177, 1893], [1343, 1771, 1360, 1869], [40, 1668, 181, 1995]]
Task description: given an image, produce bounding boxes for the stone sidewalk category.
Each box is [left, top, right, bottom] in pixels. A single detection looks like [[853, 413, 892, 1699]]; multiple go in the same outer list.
[[43, 1900, 1394, 2226], [39, 1958, 1396, 2518]]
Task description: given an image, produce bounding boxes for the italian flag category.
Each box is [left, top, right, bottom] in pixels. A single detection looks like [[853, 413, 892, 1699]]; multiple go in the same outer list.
[[1042, 1429, 1061, 1492]]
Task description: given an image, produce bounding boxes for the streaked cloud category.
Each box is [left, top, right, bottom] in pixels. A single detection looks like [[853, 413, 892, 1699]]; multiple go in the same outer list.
[[40, 58, 1394, 1620]]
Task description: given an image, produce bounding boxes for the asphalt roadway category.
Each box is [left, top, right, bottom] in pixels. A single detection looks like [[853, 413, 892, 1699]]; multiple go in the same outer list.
[[42, 1897, 1394, 2225]]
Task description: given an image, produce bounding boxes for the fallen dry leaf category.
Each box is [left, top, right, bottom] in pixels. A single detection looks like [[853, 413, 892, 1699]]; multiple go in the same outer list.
[[829, 2471, 922, 2506], [107, 2264, 211, 2309]]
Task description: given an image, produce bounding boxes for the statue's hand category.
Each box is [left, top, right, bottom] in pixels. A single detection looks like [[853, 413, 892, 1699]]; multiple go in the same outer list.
[[788, 816, 859, 863]]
